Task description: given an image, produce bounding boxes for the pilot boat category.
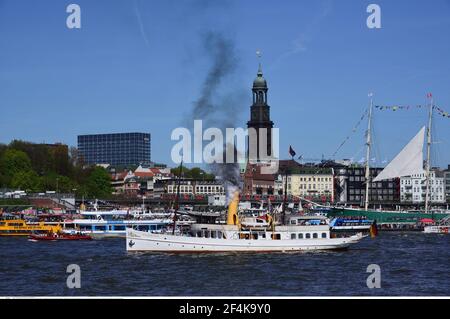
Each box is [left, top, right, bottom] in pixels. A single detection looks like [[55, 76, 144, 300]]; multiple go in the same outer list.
[[126, 192, 365, 253]]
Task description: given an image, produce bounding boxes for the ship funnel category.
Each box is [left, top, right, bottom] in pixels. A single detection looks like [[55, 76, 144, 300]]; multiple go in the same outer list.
[[226, 191, 240, 226]]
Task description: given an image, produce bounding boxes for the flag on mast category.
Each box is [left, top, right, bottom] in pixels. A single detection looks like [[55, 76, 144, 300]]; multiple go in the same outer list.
[[289, 146, 296, 158]]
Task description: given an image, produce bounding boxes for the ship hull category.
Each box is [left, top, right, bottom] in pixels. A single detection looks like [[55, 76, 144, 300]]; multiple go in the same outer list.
[[126, 229, 363, 253], [423, 226, 450, 234], [327, 207, 450, 225]]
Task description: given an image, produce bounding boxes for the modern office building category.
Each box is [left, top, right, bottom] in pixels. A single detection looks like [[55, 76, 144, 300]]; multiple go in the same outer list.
[[77, 132, 151, 166], [317, 161, 400, 205], [339, 166, 400, 205]]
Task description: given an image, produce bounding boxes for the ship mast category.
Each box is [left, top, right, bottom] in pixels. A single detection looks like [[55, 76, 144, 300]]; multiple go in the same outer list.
[[425, 94, 433, 216], [364, 93, 374, 211], [172, 158, 183, 235]]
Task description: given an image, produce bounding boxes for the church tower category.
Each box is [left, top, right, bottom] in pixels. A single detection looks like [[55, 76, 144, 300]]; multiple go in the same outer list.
[[247, 64, 274, 162]]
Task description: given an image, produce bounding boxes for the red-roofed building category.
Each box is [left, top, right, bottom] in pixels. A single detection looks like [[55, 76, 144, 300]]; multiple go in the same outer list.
[[243, 163, 276, 196]]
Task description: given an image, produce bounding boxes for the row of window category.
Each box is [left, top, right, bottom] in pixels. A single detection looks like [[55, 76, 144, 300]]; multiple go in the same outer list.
[[167, 186, 224, 194], [350, 189, 394, 195], [347, 169, 383, 176], [299, 184, 331, 190], [401, 179, 444, 185], [401, 187, 443, 193], [349, 195, 395, 201], [291, 233, 328, 239], [401, 195, 445, 201], [296, 177, 332, 182]]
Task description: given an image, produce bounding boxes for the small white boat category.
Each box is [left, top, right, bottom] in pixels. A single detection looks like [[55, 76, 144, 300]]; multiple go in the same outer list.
[[423, 216, 450, 234]]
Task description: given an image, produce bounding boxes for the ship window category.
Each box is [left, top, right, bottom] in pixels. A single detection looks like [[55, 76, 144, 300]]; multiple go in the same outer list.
[[322, 233, 327, 238], [313, 233, 318, 239], [298, 233, 304, 239], [305, 233, 311, 239], [196, 231, 202, 237], [291, 233, 296, 240], [271, 233, 281, 240], [290, 220, 297, 225]]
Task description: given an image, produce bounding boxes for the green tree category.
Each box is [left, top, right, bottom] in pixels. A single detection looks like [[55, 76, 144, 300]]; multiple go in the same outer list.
[[11, 170, 42, 192], [41, 173, 78, 193], [0, 149, 33, 186], [85, 167, 112, 198], [9, 140, 52, 174], [171, 167, 215, 180]]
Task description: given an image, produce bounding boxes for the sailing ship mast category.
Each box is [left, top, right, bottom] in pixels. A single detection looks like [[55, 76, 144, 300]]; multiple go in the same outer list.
[[425, 94, 433, 215], [364, 93, 374, 211]]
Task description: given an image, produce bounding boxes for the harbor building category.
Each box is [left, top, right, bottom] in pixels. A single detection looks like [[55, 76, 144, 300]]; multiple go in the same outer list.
[[165, 180, 225, 196], [243, 163, 276, 196], [317, 161, 400, 206], [280, 166, 334, 203], [78, 132, 151, 166], [400, 170, 446, 204], [111, 165, 171, 197], [445, 165, 450, 203]]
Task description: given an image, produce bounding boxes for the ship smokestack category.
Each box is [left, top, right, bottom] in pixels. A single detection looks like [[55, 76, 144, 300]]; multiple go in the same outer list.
[[226, 191, 240, 226]]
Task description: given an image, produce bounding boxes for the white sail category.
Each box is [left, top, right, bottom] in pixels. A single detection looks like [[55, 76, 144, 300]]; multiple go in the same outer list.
[[373, 127, 425, 182]]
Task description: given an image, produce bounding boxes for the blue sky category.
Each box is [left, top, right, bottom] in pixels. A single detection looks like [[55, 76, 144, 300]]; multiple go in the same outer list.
[[1, 0, 450, 168]]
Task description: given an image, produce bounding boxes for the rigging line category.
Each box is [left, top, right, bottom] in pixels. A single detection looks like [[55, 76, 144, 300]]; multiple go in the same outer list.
[[431, 113, 442, 168], [331, 107, 368, 159]]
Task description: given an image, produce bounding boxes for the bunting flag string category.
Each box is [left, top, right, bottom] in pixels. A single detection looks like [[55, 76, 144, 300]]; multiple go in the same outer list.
[[374, 104, 450, 118], [374, 105, 426, 111], [434, 105, 450, 118]]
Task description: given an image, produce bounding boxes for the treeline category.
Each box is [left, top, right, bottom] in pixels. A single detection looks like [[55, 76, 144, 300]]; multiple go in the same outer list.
[[170, 166, 215, 180], [0, 140, 112, 198]]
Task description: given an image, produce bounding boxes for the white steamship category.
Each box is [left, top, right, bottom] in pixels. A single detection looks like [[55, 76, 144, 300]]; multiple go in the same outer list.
[[126, 193, 365, 253]]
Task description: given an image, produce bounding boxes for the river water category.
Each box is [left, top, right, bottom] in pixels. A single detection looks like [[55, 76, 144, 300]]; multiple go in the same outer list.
[[1, 232, 449, 296]]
